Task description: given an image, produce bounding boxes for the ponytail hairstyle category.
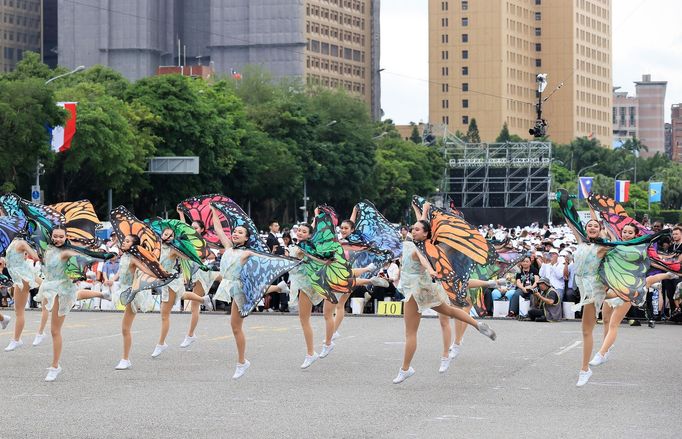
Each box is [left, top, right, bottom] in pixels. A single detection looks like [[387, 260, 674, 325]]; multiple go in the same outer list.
[[341, 219, 356, 230], [417, 220, 432, 240], [193, 220, 206, 233], [622, 223, 639, 236], [126, 234, 141, 250], [50, 224, 69, 246], [298, 223, 313, 235]]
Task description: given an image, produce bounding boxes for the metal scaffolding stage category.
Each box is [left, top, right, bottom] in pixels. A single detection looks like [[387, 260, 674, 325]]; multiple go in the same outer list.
[[440, 140, 552, 226]]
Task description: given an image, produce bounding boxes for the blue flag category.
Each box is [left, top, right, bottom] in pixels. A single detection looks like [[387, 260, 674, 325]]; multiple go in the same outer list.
[[578, 177, 593, 200], [649, 182, 663, 203]]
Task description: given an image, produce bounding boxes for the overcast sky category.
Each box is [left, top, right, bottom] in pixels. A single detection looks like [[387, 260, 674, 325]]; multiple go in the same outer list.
[[380, 0, 680, 125]]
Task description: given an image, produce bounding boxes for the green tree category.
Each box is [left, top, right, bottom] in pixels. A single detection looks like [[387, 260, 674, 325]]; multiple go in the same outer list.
[[126, 75, 245, 215], [496, 122, 511, 142], [0, 78, 64, 195], [46, 82, 157, 209], [373, 135, 445, 220], [495, 121, 524, 143], [466, 118, 480, 143], [409, 123, 422, 144]]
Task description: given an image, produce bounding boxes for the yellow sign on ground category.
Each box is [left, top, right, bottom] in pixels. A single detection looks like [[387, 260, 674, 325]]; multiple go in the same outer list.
[[376, 301, 403, 316]]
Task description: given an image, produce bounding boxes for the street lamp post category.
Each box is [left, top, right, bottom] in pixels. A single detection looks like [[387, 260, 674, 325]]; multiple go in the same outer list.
[[44, 65, 85, 84], [577, 163, 598, 177], [647, 173, 662, 211], [614, 167, 634, 182]]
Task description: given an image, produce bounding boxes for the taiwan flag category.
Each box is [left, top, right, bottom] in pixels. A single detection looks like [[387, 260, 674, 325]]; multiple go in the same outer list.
[[50, 102, 77, 153], [614, 180, 630, 203], [578, 176, 593, 200]]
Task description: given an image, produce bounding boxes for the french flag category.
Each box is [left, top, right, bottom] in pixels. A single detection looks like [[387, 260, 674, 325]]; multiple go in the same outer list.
[[614, 180, 630, 203], [50, 102, 77, 153]]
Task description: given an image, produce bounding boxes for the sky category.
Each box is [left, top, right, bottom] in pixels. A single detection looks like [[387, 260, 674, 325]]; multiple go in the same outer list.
[[380, 0, 681, 125]]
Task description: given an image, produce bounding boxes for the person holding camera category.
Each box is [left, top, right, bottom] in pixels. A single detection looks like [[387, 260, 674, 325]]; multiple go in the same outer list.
[[527, 277, 561, 322]]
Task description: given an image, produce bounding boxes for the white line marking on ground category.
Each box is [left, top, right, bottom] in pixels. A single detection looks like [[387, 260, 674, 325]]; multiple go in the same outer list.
[[67, 331, 141, 344], [588, 381, 639, 387], [554, 340, 582, 355]]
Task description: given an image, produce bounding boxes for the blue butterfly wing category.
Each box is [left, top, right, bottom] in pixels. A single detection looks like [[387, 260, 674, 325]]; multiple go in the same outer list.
[[0, 193, 25, 219], [239, 251, 300, 317], [0, 216, 27, 254], [353, 200, 402, 259], [212, 201, 268, 253]]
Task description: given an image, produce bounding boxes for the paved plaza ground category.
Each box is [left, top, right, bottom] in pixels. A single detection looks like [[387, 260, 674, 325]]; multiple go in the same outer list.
[[1, 310, 680, 438]]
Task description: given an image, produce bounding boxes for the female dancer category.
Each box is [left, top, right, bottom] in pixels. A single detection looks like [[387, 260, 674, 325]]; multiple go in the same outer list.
[[3, 238, 40, 351], [109, 234, 161, 370], [587, 223, 677, 368], [177, 216, 220, 349], [393, 219, 496, 384], [206, 206, 260, 378], [322, 218, 388, 357], [288, 223, 331, 369], [37, 226, 112, 381], [152, 227, 213, 358]]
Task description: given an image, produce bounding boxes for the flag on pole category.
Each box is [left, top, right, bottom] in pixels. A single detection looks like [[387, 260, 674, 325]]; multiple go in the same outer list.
[[649, 182, 663, 203], [614, 180, 630, 203], [50, 102, 77, 153], [578, 176, 593, 200]]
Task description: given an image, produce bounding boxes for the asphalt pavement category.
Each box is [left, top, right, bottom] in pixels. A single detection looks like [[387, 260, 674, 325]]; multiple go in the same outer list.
[[1, 310, 680, 438]]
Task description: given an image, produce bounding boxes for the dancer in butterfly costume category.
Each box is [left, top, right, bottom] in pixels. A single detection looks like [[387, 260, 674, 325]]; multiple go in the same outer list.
[[176, 194, 231, 348], [21, 202, 115, 381], [209, 203, 298, 379], [108, 207, 177, 371], [285, 207, 357, 369], [321, 201, 396, 356], [582, 194, 678, 368], [144, 218, 215, 358], [413, 196, 510, 373], [392, 201, 497, 384], [556, 190, 673, 387], [0, 195, 114, 350], [0, 214, 43, 351]]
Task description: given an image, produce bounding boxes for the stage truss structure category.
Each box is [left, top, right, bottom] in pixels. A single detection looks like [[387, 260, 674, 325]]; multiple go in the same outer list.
[[439, 138, 552, 210]]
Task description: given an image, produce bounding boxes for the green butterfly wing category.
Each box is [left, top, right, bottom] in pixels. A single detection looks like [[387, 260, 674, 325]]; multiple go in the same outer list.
[[304, 210, 340, 259], [599, 245, 650, 306], [145, 217, 209, 269]]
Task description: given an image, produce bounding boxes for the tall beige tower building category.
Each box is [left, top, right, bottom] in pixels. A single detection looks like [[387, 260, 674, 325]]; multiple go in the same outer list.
[[304, 0, 381, 119], [429, 0, 612, 145], [0, 0, 42, 72]]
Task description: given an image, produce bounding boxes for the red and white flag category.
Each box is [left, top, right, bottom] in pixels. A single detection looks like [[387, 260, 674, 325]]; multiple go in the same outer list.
[[50, 102, 77, 153], [614, 180, 630, 203]]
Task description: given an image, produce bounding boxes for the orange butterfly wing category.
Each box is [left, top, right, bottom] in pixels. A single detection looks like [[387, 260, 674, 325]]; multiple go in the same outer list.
[[430, 209, 492, 266], [51, 200, 101, 245], [587, 193, 627, 217], [110, 206, 171, 278]]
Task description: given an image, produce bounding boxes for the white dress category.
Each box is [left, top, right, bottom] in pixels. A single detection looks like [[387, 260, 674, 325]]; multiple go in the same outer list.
[[287, 246, 324, 306], [214, 248, 247, 309], [159, 244, 186, 305], [36, 246, 78, 317], [572, 243, 623, 311], [118, 253, 152, 314], [5, 240, 39, 289], [399, 241, 448, 313]]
